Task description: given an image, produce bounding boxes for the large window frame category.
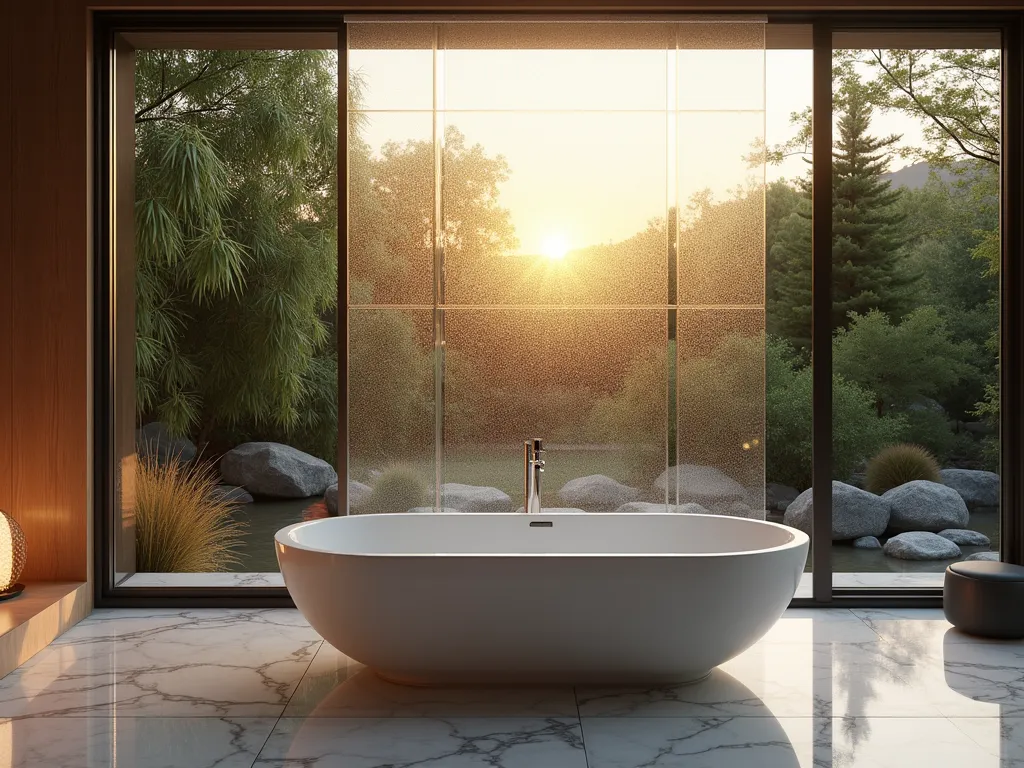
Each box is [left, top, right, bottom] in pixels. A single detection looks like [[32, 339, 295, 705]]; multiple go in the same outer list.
[[92, 10, 1024, 608]]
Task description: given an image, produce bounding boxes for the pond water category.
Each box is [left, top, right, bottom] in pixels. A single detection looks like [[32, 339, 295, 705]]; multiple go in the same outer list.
[[228, 502, 1000, 576]]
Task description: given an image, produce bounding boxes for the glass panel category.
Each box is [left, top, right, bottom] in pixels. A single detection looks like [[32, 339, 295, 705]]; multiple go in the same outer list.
[[344, 19, 766, 530], [443, 23, 672, 111], [675, 309, 766, 516], [678, 23, 766, 111], [348, 111, 434, 306], [827, 37, 1001, 588], [347, 23, 433, 111], [125, 44, 339, 582], [440, 111, 669, 306], [764, 40, 813, 592], [348, 308, 435, 513], [677, 111, 766, 307], [443, 308, 668, 510]]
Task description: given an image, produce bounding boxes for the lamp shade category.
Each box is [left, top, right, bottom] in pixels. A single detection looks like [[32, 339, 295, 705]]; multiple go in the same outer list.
[[0, 511, 26, 591]]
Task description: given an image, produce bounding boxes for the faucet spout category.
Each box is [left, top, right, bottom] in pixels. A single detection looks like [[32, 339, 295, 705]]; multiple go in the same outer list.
[[524, 438, 545, 514]]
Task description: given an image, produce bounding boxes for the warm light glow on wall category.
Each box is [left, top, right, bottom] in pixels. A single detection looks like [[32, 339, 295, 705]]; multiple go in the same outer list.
[[0, 511, 26, 595]]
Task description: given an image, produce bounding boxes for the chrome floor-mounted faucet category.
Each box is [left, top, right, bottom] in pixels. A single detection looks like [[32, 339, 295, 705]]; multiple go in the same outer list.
[[524, 438, 545, 514]]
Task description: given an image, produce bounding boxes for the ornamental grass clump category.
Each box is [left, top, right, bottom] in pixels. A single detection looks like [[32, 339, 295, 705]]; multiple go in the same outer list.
[[135, 451, 247, 572], [360, 466, 428, 514], [864, 443, 942, 495]]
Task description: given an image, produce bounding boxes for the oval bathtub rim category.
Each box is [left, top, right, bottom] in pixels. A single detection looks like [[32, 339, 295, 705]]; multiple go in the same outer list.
[[274, 512, 810, 559]]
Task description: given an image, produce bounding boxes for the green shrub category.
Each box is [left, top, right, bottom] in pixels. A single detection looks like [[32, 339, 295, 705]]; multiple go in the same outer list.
[[135, 454, 246, 572], [864, 443, 941, 494], [360, 465, 428, 514], [900, 407, 956, 462], [766, 336, 905, 489]]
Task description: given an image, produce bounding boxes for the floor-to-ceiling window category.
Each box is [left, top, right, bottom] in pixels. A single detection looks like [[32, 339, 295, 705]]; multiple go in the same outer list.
[[96, 14, 1021, 603]]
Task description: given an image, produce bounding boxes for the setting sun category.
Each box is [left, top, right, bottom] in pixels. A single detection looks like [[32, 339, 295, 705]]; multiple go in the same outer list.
[[540, 234, 570, 260]]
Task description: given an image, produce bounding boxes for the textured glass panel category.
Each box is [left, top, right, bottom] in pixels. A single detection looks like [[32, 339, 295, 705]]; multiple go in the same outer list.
[[677, 110, 765, 306], [443, 34, 670, 111], [348, 308, 435, 513], [675, 309, 765, 515], [347, 24, 433, 111], [443, 309, 668, 510], [441, 111, 669, 305], [348, 112, 434, 305], [678, 23, 766, 111]]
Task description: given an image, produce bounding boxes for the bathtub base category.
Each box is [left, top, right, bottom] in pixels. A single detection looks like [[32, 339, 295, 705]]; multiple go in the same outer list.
[[373, 667, 713, 687]]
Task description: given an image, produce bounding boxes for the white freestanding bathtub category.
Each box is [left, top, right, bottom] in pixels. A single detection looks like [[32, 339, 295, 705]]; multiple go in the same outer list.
[[275, 512, 808, 685]]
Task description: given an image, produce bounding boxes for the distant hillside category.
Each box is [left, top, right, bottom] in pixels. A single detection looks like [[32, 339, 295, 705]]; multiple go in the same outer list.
[[882, 161, 980, 189]]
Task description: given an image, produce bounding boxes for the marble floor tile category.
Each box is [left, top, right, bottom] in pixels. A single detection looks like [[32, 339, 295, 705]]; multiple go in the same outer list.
[[760, 609, 881, 644], [852, 608, 1024, 646], [951, 717, 1024, 765], [581, 717, 1000, 768], [121, 572, 286, 588], [284, 643, 579, 718], [254, 717, 588, 767], [577, 639, 946, 719], [0, 716, 277, 768], [0, 610, 322, 718]]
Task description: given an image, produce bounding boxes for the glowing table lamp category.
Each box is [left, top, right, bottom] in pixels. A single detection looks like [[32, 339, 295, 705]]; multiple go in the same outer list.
[[0, 511, 26, 600]]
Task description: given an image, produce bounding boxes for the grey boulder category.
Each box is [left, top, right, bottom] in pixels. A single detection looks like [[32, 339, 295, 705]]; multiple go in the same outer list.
[[324, 480, 373, 515], [938, 529, 991, 547], [220, 442, 337, 498], [965, 551, 1000, 562], [440, 483, 513, 514], [136, 422, 197, 464], [653, 464, 747, 507], [883, 480, 970, 533], [614, 501, 711, 515], [783, 481, 890, 541], [852, 536, 882, 550], [883, 531, 962, 561], [940, 468, 1000, 508], [558, 474, 640, 511], [211, 485, 253, 504]]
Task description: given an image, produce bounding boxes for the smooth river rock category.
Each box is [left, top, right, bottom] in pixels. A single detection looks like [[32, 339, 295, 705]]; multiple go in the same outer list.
[[440, 483, 513, 514], [220, 442, 337, 498], [766, 482, 800, 513], [324, 480, 372, 515], [210, 485, 253, 504], [614, 501, 712, 515], [883, 480, 970, 533], [937, 529, 991, 547], [883, 531, 962, 561], [558, 474, 640, 511], [136, 421, 197, 465], [852, 536, 882, 550], [653, 464, 748, 507], [965, 551, 1000, 562], [783, 481, 891, 541], [940, 468, 1000, 508]]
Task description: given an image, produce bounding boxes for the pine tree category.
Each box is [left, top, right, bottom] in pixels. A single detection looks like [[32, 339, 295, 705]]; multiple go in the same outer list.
[[831, 86, 916, 327], [768, 85, 918, 351]]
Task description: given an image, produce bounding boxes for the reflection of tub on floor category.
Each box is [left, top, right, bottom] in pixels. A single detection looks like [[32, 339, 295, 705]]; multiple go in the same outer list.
[[273, 663, 805, 766], [276, 512, 808, 685]]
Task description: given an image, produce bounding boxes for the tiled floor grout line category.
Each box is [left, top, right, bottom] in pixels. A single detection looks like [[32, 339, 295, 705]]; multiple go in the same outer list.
[[248, 635, 326, 767], [573, 686, 592, 768]]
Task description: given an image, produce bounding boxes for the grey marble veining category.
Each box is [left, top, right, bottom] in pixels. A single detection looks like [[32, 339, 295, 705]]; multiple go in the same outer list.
[[0, 717, 277, 768], [0, 609, 322, 718], [0, 607, 1020, 767], [253, 717, 587, 767]]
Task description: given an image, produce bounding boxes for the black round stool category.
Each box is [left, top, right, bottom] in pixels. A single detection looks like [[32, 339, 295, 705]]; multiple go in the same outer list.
[[944, 560, 1024, 639]]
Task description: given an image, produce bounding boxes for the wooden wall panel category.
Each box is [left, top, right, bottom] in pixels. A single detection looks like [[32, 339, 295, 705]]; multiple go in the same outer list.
[[9, 0, 90, 583], [0, 0, 12, 521]]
